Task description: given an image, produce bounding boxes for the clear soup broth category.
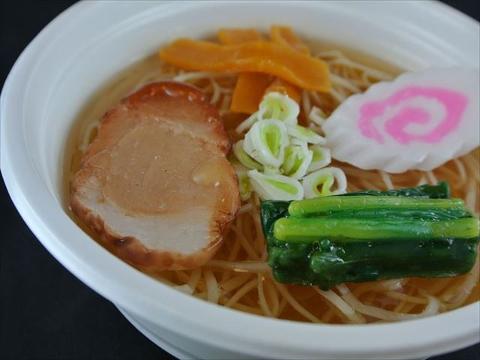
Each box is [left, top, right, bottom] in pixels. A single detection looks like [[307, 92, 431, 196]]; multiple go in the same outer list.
[[65, 35, 479, 324]]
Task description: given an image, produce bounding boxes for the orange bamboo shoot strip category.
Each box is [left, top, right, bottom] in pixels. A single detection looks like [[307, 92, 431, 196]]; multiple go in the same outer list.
[[159, 39, 331, 92], [218, 28, 263, 44], [218, 28, 299, 113], [230, 72, 273, 114], [270, 25, 310, 54], [265, 26, 306, 102], [264, 78, 302, 103], [217, 29, 270, 114]]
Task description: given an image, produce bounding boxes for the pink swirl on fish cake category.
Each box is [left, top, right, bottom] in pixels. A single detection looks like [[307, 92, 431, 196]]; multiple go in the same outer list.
[[358, 86, 468, 144]]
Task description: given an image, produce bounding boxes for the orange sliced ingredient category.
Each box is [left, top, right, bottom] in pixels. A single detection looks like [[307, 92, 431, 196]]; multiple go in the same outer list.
[[218, 28, 267, 114], [230, 73, 272, 114], [218, 28, 263, 44], [264, 78, 302, 103], [159, 39, 330, 92], [270, 25, 310, 54], [226, 27, 303, 113], [266, 26, 307, 105]]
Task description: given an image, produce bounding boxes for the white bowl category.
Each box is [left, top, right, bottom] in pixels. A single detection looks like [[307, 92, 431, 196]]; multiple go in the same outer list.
[[1, 1, 479, 359]]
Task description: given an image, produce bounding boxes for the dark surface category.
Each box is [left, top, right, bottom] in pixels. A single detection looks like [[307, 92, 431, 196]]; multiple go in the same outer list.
[[0, 1, 479, 359]]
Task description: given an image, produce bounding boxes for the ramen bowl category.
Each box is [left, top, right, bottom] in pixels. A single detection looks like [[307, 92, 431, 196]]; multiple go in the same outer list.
[[1, 1, 479, 359]]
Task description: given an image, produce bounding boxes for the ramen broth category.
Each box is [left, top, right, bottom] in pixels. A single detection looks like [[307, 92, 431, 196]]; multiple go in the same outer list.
[[65, 37, 479, 324]]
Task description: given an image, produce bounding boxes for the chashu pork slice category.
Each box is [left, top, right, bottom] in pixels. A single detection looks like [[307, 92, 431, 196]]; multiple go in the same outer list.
[[70, 82, 240, 271]]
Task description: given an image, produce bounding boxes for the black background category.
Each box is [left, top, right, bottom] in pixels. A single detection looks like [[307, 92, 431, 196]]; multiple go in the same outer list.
[[0, 1, 479, 359]]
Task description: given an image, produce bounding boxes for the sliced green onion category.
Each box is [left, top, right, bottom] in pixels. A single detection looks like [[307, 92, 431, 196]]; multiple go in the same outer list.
[[287, 125, 326, 144], [308, 145, 331, 172], [233, 163, 252, 201], [263, 165, 281, 175], [243, 119, 289, 168], [281, 141, 313, 179], [235, 112, 258, 134], [302, 167, 347, 198], [232, 91, 348, 202], [233, 140, 263, 170], [248, 170, 303, 201], [258, 92, 299, 126]]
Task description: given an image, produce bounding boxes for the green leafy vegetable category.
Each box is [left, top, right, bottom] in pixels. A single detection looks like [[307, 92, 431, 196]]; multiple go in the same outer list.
[[261, 183, 479, 290], [344, 181, 450, 199], [288, 196, 468, 219]]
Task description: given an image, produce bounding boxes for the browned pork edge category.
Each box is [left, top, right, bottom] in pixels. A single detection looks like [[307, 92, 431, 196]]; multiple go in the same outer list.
[[70, 81, 240, 272]]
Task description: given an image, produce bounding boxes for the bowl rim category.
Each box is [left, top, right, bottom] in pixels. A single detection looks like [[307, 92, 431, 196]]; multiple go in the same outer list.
[[1, 1, 479, 358]]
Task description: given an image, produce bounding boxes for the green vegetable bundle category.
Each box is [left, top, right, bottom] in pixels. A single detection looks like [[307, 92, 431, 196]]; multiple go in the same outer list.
[[261, 182, 479, 290]]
